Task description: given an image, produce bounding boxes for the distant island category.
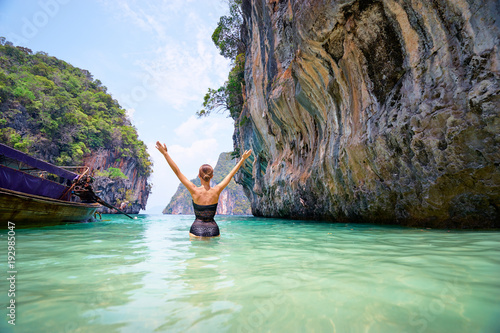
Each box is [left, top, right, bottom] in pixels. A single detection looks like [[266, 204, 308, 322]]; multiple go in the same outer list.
[[163, 152, 251, 215]]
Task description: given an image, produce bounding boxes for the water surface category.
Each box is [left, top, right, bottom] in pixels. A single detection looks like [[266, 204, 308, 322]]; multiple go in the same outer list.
[[1, 214, 499, 332]]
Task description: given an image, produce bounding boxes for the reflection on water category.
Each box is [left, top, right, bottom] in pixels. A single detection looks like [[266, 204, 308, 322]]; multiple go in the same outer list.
[[0, 215, 499, 332]]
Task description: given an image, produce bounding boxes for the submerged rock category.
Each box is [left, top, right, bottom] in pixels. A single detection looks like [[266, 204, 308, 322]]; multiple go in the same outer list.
[[234, 0, 500, 228]]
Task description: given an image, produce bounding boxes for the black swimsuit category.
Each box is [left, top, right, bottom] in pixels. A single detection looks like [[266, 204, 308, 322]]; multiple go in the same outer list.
[[189, 201, 220, 237]]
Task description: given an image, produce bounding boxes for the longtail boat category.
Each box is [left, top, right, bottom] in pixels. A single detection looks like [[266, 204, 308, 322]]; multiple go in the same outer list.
[[0, 143, 99, 227]]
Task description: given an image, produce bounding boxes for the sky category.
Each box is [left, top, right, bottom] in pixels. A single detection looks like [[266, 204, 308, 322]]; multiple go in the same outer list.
[[0, 0, 236, 213]]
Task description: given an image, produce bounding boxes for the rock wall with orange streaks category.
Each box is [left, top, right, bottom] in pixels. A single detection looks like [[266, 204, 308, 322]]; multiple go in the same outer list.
[[234, 0, 500, 228]]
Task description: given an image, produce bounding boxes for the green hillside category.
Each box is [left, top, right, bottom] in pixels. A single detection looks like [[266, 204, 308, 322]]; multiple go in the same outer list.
[[0, 39, 151, 176]]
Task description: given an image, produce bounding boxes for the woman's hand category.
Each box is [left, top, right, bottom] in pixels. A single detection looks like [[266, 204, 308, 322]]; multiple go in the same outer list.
[[155, 141, 168, 155], [156, 141, 196, 193], [242, 149, 252, 159], [215, 148, 253, 192]]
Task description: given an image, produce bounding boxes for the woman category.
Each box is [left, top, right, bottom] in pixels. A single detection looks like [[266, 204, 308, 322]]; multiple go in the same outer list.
[[156, 141, 252, 238]]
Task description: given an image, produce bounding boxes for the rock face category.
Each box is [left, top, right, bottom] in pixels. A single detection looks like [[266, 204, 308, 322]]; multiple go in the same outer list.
[[234, 0, 500, 228], [163, 152, 252, 215], [0, 42, 152, 215], [84, 149, 150, 214]]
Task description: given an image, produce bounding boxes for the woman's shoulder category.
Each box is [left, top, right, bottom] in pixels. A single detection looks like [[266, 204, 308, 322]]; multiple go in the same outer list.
[[191, 189, 219, 205]]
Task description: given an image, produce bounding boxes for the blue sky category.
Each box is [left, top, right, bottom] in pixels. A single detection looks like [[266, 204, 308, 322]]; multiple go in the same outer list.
[[0, 0, 236, 212]]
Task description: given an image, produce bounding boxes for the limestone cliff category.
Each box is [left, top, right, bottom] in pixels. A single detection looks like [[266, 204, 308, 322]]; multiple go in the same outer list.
[[163, 152, 252, 215], [235, 0, 499, 228], [84, 149, 150, 214]]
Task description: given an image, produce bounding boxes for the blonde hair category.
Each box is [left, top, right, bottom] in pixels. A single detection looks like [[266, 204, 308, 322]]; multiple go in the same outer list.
[[199, 164, 213, 182]]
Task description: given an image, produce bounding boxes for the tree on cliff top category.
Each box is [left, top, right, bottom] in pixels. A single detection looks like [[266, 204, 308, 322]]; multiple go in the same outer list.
[[198, 53, 245, 119], [197, 0, 245, 120], [211, 0, 244, 60]]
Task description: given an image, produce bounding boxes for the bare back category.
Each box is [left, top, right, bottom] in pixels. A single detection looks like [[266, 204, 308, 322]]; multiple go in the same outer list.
[[190, 185, 221, 206]]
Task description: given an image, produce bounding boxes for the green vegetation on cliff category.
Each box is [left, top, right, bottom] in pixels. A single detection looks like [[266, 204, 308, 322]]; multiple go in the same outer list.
[[0, 39, 152, 176], [95, 167, 128, 180], [163, 152, 251, 215]]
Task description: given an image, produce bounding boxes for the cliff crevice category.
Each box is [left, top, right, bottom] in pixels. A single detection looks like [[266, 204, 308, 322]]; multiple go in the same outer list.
[[84, 149, 150, 214]]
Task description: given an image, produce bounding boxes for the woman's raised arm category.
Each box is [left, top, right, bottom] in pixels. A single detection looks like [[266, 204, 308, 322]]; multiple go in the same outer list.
[[156, 141, 197, 194], [215, 149, 252, 193]]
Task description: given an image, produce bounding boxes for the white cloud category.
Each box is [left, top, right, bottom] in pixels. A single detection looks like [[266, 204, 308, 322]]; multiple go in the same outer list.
[[174, 115, 234, 142], [117, 3, 166, 39], [98, 0, 195, 37], [126, 108, 136, 120], [137, 35, 230, 109], [98, 0, 231, 110], [170, 139, 219, 167]]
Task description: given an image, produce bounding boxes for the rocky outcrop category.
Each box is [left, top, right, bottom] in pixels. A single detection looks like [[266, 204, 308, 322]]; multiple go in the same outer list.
[[0, 42, 152, 215], [234, 0, 499, 228], [163, 152, 251, 215], [84, 149, 150, 214]]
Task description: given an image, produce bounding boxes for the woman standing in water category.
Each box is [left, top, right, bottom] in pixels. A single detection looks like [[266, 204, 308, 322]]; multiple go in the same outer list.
[[156, 141, 252, 238]]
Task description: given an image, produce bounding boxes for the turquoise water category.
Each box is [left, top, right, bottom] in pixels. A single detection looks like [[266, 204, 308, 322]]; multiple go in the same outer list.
[[1, 214, 500, 333]]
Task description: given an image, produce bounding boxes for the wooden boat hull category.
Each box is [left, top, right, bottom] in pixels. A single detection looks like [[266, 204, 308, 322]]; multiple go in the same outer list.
[[0, 187, 99, 227]]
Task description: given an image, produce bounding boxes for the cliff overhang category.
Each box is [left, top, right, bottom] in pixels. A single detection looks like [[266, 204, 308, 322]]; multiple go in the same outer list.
[[233, 0, 500, 228]]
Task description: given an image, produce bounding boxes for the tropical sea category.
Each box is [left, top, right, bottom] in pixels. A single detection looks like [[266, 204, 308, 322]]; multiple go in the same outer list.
[[1, 214, 499, 333]]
